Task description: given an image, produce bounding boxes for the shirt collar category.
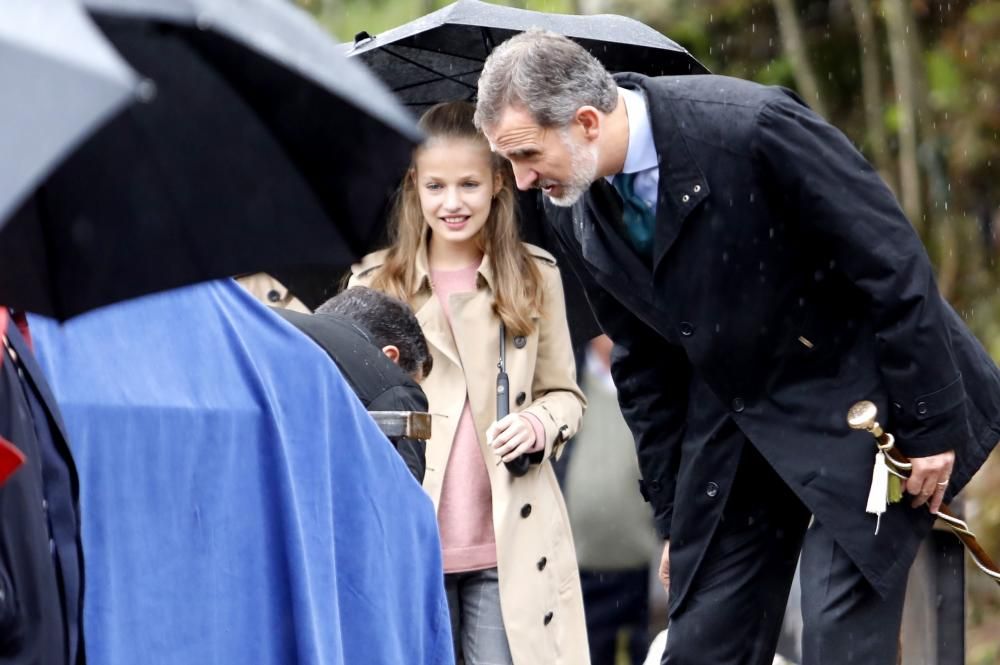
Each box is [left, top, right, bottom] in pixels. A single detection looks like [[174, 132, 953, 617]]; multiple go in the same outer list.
[[606, 86, 658, 185]]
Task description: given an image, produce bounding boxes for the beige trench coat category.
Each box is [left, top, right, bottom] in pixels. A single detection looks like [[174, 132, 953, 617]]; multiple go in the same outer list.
[[351, 242, 590, 665]]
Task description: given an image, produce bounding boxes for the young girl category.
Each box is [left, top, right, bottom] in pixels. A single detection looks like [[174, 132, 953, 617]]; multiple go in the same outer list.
[[351, 101, 589, 665]]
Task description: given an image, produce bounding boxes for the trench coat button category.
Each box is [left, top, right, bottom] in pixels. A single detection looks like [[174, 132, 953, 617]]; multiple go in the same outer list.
[[516, 392, 526, 406], [916, 401, 928, 416], [537, 557, 547, 571], [679, 322, 694, 337], [520, 503, 532, 518], [513, 335, 527, 349], [731, 397, 745, 413], [543, 611, 554, 625], [706, 482, 719, 498], [266, 289, 281, 303], [682, 194, 690, 203]]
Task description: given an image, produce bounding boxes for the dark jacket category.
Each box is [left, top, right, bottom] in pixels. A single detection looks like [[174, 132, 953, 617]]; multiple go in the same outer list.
[[276, 309, 427, 483], [545, 73, 1000, 612], [0, 322, 84, 664]]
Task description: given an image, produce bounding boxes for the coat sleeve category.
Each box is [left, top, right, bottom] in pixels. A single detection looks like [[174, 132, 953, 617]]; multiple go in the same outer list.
[[518, 263, 587, 463], [546, 214, 689, 539], [754, 89, 970, 458]]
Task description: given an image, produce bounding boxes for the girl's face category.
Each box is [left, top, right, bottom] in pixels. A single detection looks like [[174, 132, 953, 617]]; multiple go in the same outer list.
[[413, 137, 501, 249]]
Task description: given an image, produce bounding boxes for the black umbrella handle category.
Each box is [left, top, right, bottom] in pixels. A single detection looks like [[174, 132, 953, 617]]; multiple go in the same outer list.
[[497, 323, 530, 477]]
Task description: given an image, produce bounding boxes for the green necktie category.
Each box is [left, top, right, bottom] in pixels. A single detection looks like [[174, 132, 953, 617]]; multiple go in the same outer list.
[[611, 171, 655, 261]]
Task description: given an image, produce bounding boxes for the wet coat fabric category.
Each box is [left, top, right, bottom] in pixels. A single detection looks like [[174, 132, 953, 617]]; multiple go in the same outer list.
[[351, 241, 591, 665], [544, 73, 1000, 612], [29, 279, 453, 665]]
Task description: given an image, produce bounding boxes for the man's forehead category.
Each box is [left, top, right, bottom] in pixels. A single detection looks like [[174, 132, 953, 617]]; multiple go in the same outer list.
[[486, 107, 548, 154]]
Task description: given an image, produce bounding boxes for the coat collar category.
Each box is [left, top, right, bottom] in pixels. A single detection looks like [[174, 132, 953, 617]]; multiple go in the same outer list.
[[613, 72, 711, 270], [411, 231, 496, 296]]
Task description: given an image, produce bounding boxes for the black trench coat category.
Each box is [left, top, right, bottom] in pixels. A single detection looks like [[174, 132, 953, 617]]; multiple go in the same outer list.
[[545, 72, 1000, 613]]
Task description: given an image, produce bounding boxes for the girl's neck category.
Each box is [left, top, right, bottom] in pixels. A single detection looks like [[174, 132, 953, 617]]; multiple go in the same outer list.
[[428, 234, 484, 271]]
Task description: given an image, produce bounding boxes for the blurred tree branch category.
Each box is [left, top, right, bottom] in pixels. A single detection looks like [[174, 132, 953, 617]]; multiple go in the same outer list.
[[772, 0, 829, 118]]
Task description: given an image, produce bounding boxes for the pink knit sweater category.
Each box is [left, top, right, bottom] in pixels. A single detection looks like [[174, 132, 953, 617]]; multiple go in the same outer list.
[[432, 264, 497, 573]]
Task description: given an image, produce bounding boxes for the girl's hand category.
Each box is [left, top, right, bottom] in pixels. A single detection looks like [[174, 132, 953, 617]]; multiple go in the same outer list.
[[486, 414, 543, 463]]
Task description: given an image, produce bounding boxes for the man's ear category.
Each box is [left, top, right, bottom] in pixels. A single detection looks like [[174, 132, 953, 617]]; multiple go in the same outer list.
[[574, 106, 602, 141], [381, 345, 400, 365]]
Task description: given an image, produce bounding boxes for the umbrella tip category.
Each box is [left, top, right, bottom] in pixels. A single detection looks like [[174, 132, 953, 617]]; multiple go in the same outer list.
[[354, 31, 375, 46]]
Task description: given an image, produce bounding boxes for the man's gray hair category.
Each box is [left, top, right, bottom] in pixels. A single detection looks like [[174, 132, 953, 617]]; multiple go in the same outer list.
[[474, 29, 617, 131]]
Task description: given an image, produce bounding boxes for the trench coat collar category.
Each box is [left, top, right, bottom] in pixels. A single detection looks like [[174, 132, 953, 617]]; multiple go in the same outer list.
[[411, 231, 495, 296], [613, 72, 711, 270]]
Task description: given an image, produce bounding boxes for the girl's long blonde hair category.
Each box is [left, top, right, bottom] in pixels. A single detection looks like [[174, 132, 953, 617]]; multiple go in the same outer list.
[[370, 101, 544, 337]]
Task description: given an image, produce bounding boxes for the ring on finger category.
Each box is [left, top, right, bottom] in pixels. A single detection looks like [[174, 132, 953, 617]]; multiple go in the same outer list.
[[936, 479, 950, 487]]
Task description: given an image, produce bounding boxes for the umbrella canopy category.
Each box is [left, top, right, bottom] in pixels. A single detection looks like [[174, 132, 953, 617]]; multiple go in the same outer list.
[[0, 0, 139, 224], [0, 0, 421, 320], [346, 0, 708, 113]]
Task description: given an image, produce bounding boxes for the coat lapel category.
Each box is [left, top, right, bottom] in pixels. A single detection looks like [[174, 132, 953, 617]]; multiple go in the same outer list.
[[614, 73, 711, 273]]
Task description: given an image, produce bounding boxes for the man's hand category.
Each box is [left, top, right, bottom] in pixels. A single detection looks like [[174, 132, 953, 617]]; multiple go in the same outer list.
[[487, 414, 542, 463], [907, 449, 955, 514], [658, 540, 670, 596]]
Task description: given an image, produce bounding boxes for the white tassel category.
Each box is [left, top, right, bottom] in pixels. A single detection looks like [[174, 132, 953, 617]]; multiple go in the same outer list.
[[866, 450, 889, 534]]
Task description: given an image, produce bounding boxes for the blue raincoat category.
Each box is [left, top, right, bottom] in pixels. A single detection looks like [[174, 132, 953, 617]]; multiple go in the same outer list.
[[30, 280, 453, 665]]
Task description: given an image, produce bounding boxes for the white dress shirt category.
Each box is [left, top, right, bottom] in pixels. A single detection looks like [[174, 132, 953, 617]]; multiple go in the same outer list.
[[605, 86, 660, 214]]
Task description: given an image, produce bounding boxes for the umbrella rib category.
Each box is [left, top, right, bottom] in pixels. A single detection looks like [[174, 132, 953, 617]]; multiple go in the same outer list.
[[391, 65, 483, 94], [382, 46, 480, 92]]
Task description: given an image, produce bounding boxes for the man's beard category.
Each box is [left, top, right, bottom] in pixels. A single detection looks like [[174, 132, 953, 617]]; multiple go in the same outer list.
[[542, 131, 598, 208]]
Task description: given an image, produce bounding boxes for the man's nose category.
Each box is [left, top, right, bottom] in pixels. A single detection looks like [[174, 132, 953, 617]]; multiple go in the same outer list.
[[512, 166, 537, 191]]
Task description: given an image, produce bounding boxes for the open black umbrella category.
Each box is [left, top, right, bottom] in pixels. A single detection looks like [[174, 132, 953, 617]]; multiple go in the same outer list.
[[346, 0, 708, 114], [0, 0, 139, 225], [0, 0, 421, 320], [344, 0, 707, 344]]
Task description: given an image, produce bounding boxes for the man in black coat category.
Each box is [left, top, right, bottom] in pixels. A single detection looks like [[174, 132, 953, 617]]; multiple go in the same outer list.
[[276, 287, 432, 483], [476, 30, 1000, 664], [0, 312, 85, 664]]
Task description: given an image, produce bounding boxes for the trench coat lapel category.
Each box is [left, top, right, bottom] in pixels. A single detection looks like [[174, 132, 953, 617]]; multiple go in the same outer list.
[[411, 243, 463, 370]]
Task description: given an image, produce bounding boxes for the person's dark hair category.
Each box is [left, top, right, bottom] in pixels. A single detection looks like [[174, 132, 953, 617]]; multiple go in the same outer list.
[[317, 286, 433, 380]]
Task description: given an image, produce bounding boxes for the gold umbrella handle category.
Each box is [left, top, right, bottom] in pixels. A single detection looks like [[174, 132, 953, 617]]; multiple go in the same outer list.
[[848, 400, 1000, 586]]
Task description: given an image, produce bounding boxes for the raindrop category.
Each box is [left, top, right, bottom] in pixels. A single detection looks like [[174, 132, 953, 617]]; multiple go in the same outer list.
[[136, 78, 157, 103]]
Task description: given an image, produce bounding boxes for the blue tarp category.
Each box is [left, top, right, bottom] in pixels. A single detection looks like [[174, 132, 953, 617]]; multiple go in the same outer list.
[[30, 280, 453, 665]]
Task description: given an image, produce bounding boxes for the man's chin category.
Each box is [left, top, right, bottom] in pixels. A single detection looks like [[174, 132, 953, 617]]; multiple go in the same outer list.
[[544, 187, 585, 208]]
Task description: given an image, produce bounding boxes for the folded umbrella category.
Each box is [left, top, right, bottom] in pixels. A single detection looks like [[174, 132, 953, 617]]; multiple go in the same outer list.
[[0, 0, 421, 321]]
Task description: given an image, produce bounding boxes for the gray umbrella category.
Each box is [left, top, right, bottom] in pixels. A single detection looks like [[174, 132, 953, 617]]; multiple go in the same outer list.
[[0, 0, 422, 320], [346, 0, 708, 113], [0, 0, 140, 224]]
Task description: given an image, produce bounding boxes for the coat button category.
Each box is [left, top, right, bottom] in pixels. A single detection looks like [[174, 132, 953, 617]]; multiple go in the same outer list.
[[731, 397, 745, 413], [693, 184, 702, 193], [706, 482, 719, 498], [543, 611, 554, 625], [537, 557, 547, 571], [513, 335, 527, 349], [649, 480, 662, 492], [916, 401, 928, 416], [520, 503, 532, 518], [682, 194, 690, 203], [266, 289, 282, 303], [679, 322, 694, 337], [516, 392, 526, 406]]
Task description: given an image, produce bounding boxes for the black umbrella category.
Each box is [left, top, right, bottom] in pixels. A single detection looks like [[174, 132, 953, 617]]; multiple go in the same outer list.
[[345, 0, 707, 345], [346, 0, 708, 114], [0, 0, 139, 225], [0, 0, 421, 320]]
